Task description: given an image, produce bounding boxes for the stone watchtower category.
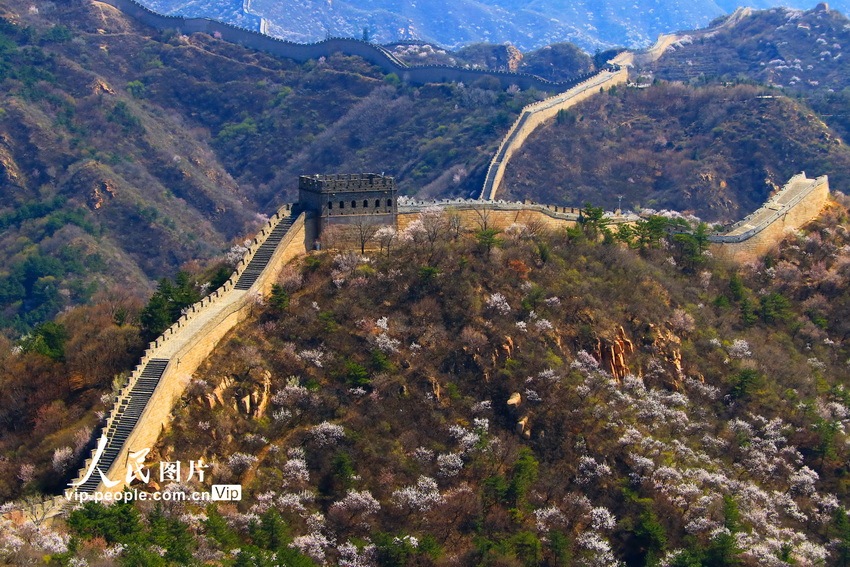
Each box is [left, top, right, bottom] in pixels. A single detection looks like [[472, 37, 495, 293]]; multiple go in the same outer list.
[[298, 173, 398, 235]]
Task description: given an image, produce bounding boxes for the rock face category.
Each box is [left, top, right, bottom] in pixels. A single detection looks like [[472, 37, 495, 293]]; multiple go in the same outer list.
[[0, 135, 23, 188], [505, 45, 523, 72], [644, 324, 685, 389], [453, 43, 524, 72], [62, 161, 119, 210], [205, 370, 272, 419], [89, 180, 117, 210], [598, 326, 634, 381]]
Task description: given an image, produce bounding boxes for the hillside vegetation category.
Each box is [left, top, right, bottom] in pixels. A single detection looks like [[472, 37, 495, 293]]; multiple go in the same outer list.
[[6, 203, 850, 565], [500, 82, 850, 221], [647, 5, 850, 144], [649, 5, 850, 93], [0, 0, 540, 332]]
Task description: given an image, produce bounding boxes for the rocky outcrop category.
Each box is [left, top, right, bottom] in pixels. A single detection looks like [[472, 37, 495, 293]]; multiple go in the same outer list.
[[505, 45, 523, 73], [90, 79, 116, 95], [598, 326, 634, 381], [0, 135, 23, 188], [206, 368, 273, 419], [89, 180, 117, 210], [643, 324, 685, 389], [62, 161, 118, 210]]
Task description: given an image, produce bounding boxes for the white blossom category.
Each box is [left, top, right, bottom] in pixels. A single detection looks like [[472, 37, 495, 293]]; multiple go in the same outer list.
[[298, 349, 325, 368], [589, 507, 616, 531], [392, 476, 444, 512], [338, 541, 377, 567], [309, 422, 346, 446], [485, 293, 511, 315], [283, 455, 310, 484], [413, 447, 434, 464], [436, 453, 464, 477], [577, 456, 612, 484], [290, 532, 332, 564], [227, 453, 258, 475], [728, 339, 752, 359], [52, 447, 74, 474], [330, 489, 381, 517], [375, 333, 400, 353]]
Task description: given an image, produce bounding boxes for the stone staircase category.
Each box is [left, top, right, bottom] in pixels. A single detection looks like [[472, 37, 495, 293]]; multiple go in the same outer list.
[[235, 214, 295, 290], [73, 359, 171, 494], [63, 205, 301, 503]]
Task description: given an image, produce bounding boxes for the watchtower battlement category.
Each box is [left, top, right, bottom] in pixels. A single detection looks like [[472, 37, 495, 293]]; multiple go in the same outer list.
[[299, 173, 398, 233]]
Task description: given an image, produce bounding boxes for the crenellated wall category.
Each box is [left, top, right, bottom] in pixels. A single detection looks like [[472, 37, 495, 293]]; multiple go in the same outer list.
[[480, 67, 629, 200], [62, 206, 315, 503], [398, 200, 584, 232], [96, 0, 596, 91], [709, 174, 829, 262], [89, 213, 314, 493]]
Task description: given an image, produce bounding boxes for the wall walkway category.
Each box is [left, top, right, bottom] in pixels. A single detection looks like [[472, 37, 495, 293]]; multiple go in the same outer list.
[[479, 67, 628, 200], [36, 204, 316, 518], [708, 173, 830, 262], [97, 0, 595, 91]]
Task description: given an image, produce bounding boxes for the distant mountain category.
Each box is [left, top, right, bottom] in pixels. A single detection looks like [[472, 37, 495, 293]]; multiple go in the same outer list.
[[646, 3, 850, 91], [140, 0, 850, 51], [499, 82, 850, 221], [644, 4, 850, 154]]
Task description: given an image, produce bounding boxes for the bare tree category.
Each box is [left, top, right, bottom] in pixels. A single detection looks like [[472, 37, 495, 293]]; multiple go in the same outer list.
[[19, 493, 58, 525], [354, 217, 381, 254], [447, 211, 463, 240], [319, 224, 345, 250], [524, 217, 548, 239], [471, 203, 494, 231]]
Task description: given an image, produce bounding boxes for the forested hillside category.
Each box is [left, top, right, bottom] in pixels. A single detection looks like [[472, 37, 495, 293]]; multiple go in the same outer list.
[[5, 202, 850, 565], [500, 82, 850, 220], [0, 0, 538, 332], [647, 4, 850, 144]]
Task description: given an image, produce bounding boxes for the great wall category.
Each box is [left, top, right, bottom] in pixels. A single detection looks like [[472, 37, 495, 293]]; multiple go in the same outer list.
[[480, 6, 754, 202], [479, 68, 628, 200], [96, 0, 600, 91], [708, 173, 830, 262], [46, 171, 827, 515], [16, 1, 834, 521]]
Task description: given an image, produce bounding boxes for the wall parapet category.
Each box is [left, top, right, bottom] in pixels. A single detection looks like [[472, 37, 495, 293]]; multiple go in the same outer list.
[[103, 204, 295, 401], [399, 197, 639, 224], [62, 203, 302, 510], [98, 0, 598, 91], [480, 67, 629, 200], [707, 174, 828, 243]]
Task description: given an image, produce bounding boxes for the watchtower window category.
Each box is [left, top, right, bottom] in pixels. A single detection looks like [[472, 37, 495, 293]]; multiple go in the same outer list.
[[328, 202, 333, 210], [375, 199, 381, 208], [339, 201, 344, 209], [351, 200, 357, 208], [362, 199, 367, 208], [386, 199, 392, 207]]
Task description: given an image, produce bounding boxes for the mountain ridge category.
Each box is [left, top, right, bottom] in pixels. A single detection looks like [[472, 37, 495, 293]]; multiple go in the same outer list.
[[141, 0, 850, 51]]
